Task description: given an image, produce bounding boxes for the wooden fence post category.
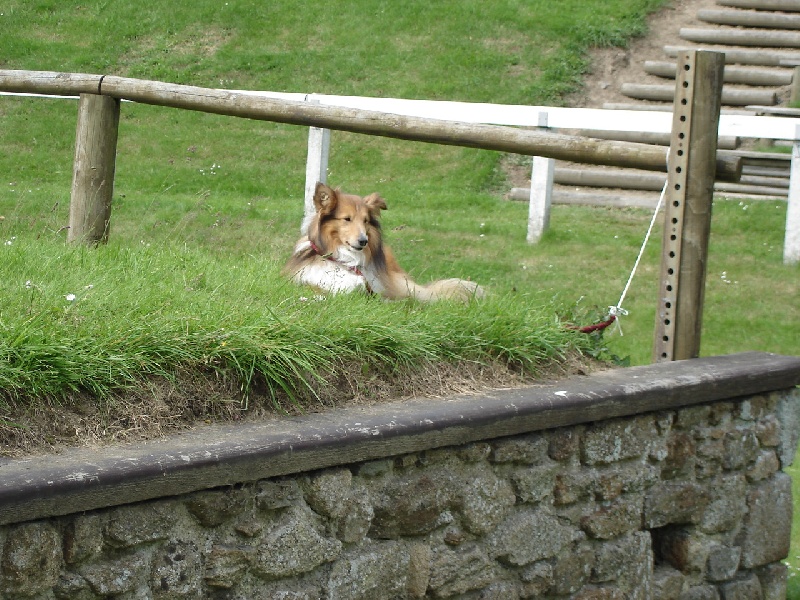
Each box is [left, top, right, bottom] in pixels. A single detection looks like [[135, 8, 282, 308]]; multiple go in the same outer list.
[[785, 134, 800, 265], [68, 93, 120, 244], [653, 50, 725, 362]]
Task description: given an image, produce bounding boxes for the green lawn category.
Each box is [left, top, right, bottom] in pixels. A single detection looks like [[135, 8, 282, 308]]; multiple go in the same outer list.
[[1, 0, 799, 581]]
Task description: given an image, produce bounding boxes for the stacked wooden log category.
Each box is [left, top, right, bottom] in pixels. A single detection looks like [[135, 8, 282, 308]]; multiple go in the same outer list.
[[511, 0, 797, 208], [620, 0, 800, 109]]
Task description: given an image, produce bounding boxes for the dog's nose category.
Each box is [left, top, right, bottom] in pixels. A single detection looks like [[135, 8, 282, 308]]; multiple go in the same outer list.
[[356, 234, 368, 248]]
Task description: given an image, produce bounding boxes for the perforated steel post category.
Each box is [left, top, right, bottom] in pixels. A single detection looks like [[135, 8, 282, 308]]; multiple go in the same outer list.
[[653, 50, 725, 362]]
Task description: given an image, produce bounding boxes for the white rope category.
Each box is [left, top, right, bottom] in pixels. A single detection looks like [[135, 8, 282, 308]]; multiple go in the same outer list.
[[607, 178, 667, 336]]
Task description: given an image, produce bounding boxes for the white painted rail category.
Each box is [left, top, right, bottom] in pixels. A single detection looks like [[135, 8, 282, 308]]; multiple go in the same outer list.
[[3, 89, 799, 263]]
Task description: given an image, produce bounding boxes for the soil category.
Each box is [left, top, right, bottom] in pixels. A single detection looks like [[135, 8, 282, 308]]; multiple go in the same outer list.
[[567, 0, 721, 110], [0, 0, 739, 457]]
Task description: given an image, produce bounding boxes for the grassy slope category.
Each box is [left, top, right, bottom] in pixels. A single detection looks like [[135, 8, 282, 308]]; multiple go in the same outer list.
[[2, 0, 800, 588]]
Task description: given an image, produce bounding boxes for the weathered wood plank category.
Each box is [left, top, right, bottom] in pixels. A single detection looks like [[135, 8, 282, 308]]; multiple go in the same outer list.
[[621, 82, 778, 106], [665, 45, 800, 67], [0, 351, 797, 526], [0, 70, 102, 95], [644, 60, 793, 86], [717, 0, 800, 11], [680, 27, 800, 48], [699, 8, 800, 29]]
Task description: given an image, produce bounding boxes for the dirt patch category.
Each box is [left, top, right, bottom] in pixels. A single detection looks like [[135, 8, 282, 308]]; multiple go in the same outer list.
[[0, 355, 605, 458], [567, 0, 720, 109]]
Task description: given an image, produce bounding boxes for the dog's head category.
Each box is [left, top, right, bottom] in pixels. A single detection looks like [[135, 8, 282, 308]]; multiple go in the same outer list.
[[308, 182, 387, 257]]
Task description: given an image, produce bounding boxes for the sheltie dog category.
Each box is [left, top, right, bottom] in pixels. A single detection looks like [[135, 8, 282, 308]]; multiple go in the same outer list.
[[284, 182, 484, 302]]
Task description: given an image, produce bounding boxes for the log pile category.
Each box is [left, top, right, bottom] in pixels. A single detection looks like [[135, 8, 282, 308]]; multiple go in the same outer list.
[[512, 0, 798, 208]]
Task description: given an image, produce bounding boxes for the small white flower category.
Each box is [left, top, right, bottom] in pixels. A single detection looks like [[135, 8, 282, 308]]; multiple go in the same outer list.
[[65, 293, 76, 302], [24, 280, 32, 289]]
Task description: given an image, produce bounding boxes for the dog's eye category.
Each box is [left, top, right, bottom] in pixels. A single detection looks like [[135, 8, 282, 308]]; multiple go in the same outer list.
[[342, 216, 352, 222]]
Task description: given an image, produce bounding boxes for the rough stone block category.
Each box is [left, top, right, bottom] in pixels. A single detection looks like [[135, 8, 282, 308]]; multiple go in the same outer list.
[[204, 544, 255, 589], [581, 494, 644, 540], [80, 553, 149, 597], [706, 545, 741, 582], [644, 481, 711, 528], [63, 514, 105, 565], [53, 571, 96, 600], [336, 493, 374, 544], [457, 442, 491, 463], [150, 540, 202, 598], [756, 562, 788, 600], [104, 503, 172, 548], [721, 426, 759, 471], [655, 527, 709, 574], [304, 468, 352, 519], [457, 464, 516, 535], [185, 487, 247, 527], [550, 542, 593, 595], [572, 585, 625, 599], [371, 469, 455, 538], [674, 405, 711, 429], [652, 565, 685, 600], [593, 464, 658, 501], [548, 426, 581, 462], [776, 389, 800, 467], [255, 479, 303, 512], [428, 543, 497, 597], [554, 469, 594, 505], [718, 573, 763, 600], [1, 522, 62, 597], [662, 431, 697, 479], [754, 415, 781, 448], [407, 543, 431, 598], [738, 473, 792, 569], [592, 531, 651, 588], [490, 433, 548, 464], [746, 450, 780, 482], [679, 585, 721, 599], [698, 474, 747, 534], [581, 416, 657, 465], [253, 506, 341, 579], [487, 508, 580, 566], [327, 541, 410, 600], [511, 464, 558, 504], [519, 561, 553, 598]]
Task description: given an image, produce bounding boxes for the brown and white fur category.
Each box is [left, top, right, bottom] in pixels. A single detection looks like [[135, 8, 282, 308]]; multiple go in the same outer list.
[[285, 183, 484, 301]]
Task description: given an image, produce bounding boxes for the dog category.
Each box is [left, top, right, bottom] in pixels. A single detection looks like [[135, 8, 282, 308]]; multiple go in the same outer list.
[[284, 182, 484, 302]]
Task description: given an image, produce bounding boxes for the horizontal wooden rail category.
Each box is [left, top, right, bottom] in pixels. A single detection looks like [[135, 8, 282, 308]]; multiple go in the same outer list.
[[0, 70, 742, 179]]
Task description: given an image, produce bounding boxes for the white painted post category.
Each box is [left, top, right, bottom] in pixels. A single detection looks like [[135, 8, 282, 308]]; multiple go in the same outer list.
[[785, 133, 800, 265], [303, 95, 331, 230], [527, 111, 554, 244]]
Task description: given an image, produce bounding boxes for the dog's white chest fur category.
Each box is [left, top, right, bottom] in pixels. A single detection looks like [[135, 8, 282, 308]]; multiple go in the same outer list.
[[292, 241, 383, 295]]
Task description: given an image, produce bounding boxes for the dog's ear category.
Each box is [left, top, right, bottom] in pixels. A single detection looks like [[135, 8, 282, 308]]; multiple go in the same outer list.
[[314, 182, 337, 214], [364, 193, 387, 212]]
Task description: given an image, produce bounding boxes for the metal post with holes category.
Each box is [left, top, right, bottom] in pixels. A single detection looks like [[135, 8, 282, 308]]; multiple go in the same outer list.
[[653, 50, 725, 362]]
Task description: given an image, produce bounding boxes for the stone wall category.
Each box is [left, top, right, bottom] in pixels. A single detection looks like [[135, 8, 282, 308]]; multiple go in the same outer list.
[[0, 352, 798, 599]]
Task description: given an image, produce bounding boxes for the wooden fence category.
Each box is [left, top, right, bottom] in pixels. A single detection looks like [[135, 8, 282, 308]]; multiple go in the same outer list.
[[270, 84, 800, 265], [0, 52, 790, 362]]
